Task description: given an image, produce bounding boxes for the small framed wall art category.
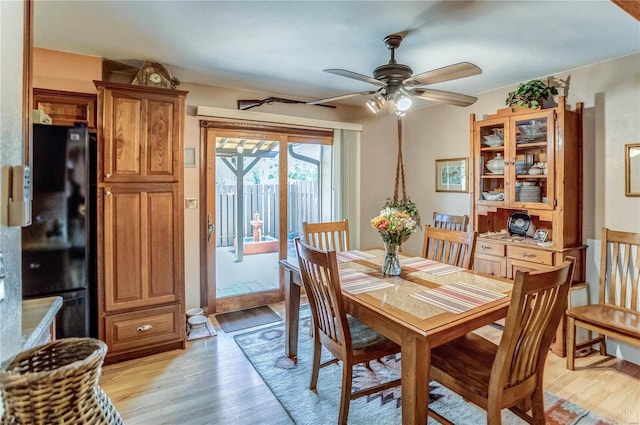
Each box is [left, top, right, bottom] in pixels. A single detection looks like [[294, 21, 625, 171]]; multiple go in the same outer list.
[[435, 157, 468, 193]]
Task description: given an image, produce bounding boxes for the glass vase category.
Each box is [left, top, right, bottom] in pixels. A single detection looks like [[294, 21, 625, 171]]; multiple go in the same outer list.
[[382, 242, 401, 276]]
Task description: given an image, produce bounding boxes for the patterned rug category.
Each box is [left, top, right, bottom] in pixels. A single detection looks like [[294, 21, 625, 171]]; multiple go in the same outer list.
[[234, 312, 611, 425]]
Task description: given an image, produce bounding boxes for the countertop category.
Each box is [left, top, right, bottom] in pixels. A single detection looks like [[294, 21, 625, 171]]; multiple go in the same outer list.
[[22, 296, 63, 350]]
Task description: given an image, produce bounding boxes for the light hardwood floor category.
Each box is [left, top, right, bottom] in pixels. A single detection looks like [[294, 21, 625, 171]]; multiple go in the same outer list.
[[100, 302, 640, 425]]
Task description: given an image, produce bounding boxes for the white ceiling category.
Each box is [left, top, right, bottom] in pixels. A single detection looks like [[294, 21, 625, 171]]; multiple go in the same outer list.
[[33, 1, 640, 108]]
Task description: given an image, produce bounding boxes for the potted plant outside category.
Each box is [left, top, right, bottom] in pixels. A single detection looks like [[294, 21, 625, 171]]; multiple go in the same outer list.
[[506, 77, 564, 110]]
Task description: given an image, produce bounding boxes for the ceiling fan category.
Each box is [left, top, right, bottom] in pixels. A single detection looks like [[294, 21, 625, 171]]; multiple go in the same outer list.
[[308, 33, 482, 115]]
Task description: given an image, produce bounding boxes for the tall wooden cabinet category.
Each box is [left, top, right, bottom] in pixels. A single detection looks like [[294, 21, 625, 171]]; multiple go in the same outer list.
[[94, 81, 188, 362], [470, 96, 584, 356]]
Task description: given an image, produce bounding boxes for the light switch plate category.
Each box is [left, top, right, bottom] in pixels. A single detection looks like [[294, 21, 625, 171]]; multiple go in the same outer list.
[[185, 198, 198, 209], [0, 252, 5, 302]]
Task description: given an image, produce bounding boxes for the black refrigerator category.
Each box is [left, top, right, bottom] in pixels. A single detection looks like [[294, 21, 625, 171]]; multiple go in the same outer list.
[[22, 124, 97, 338]]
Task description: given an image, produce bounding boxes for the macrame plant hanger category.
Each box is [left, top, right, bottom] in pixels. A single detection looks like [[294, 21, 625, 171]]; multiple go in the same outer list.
[[393, 118, 409, 205]]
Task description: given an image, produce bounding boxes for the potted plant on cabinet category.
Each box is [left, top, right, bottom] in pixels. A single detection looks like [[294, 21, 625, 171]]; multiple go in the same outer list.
[[506, 77, 565, 110]]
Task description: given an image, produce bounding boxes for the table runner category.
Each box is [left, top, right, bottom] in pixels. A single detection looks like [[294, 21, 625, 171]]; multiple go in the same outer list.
[[400, 257, 463, 275], [339, 269, 394, 294], [411, 281, 507, 313], [336, 250, 377, 263]]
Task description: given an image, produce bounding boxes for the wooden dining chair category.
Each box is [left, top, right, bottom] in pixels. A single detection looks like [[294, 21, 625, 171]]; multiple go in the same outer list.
[[566, 227, 640, 370], [303, 220, 350, 252], [422, 225, 477, 269], [432, 212, 469, 231], [429, 257, 575, 425], [294, 239, 401, 425]]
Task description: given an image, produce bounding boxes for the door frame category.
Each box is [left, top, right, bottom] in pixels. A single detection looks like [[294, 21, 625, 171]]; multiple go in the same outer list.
[[199, 120, 333, 313]]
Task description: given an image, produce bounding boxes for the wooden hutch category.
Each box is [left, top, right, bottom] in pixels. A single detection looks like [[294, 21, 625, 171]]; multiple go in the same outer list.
[[470, 96, 584, 356]]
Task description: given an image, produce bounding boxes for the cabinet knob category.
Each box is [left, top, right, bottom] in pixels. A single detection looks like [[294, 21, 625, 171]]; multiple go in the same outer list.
[[105, 190, 111, 196], [105, 173, 111, 178], [137, 324, 153, 332], [29, 262, 41, 270]]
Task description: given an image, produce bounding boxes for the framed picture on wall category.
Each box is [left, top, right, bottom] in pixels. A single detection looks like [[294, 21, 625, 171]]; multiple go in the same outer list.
[[625, 143, 640, 197], [435, 157, 468, 193]]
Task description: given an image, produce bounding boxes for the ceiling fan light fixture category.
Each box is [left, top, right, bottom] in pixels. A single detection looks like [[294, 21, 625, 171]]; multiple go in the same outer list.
[[366, 95, 385, 114], [393, 91, 412, 112]]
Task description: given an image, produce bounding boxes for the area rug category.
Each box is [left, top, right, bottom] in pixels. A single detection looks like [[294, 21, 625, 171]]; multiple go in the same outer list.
[[186, 317, 217, 341], [234, 315, 611, 425], [216, 305, 282, 333]]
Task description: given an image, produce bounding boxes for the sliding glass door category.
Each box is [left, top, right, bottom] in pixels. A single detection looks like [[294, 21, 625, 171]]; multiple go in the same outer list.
[[203, 125, 334, 313]]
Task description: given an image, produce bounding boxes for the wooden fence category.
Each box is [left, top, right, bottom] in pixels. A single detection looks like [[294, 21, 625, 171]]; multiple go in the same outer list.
[[215, 181, 319, 247]]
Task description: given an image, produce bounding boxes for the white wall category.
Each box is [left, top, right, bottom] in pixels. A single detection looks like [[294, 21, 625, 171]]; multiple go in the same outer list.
[[0, 0, 26, 364]]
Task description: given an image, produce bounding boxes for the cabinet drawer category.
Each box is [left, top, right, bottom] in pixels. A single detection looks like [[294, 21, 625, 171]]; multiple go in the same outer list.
[[474, 253, 507, 277], [507, 246, 554, 265], [104, 304, 183, 353], [476, 240, 506, 257]]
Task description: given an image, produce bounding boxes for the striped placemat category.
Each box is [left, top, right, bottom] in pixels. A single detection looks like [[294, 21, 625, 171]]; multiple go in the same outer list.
[[336, 250, 377, 263], [339, 269, 394, 294], [400, 258, 463, 275], [411, 281, 507, 313]]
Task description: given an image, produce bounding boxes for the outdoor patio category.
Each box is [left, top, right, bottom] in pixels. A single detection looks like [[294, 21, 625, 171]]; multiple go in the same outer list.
[[215, 239, 297, 297]]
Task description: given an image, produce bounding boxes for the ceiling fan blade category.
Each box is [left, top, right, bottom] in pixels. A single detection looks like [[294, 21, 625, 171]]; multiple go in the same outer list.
[[403, 62, 482, 87], [324, 69, 387, 87], [410, 88, 478, 107], [306, 90, 377, 105]]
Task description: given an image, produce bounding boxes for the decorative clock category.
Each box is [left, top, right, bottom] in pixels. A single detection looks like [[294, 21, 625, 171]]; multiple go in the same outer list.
[[131, 62, 179, 89]]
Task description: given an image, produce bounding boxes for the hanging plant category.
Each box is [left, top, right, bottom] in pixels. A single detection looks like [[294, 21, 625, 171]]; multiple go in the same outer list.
[[374, 118, 421, 236], [506, 77, 564, 110]]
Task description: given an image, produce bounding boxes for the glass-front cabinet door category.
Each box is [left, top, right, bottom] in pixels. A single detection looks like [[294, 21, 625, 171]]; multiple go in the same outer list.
[[509, 110, 555, 209], [475, 117, 508, 205], [474, 109, 555, 210]]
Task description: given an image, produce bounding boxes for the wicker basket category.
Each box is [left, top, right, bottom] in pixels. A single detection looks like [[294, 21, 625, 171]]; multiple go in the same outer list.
[[0, 338, 123, 424]]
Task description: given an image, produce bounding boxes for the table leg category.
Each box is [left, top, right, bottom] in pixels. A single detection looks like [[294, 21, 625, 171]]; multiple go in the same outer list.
[[401, 336, 429, 425], [284, 269, 301, 361]]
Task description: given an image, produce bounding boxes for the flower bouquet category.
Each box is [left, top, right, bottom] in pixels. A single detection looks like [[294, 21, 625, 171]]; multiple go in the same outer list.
[[371, 199, 419, 275]]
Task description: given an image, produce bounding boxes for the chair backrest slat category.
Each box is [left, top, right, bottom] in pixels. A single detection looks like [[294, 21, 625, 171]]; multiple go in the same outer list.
[[432, 212, 469, 232], [599, 227, 640, 311], [422, 225, 477, 269], [303, 220, 350, 252]]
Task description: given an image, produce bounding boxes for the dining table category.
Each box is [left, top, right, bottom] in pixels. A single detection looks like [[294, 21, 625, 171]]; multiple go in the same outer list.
[[279, 247, 513, 425]]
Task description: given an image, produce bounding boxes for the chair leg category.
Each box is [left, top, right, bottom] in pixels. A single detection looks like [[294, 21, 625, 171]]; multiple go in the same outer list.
[[310, 337, 322, 390], [530, 386, 546, 425], [486, 399, 502, 425], [566, 316, 576, 370], [598, 335, 607, 355], [338, 361, 353, 425]]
